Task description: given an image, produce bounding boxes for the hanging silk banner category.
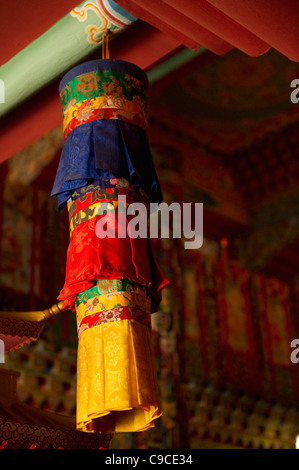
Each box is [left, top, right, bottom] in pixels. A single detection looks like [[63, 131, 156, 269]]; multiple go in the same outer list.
[[51, 58, 169, 433]]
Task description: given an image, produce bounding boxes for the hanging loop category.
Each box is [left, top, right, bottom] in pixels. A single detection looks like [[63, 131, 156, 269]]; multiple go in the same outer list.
[[102, 30, 112, 59]]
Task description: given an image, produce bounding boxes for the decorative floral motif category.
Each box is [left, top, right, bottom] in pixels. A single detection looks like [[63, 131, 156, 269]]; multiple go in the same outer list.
[[70, 0, 135, 44], [75, 74, 100, 95], [63, 104, 146, 139], [67, 182, 137, 216], [76, 278, 152, 337], [70, 1, 108, 44], [69, 197, 134, 234], [60, 70, 146, 112], [74, 99, 96, 121], [109, 177, 130, 188]]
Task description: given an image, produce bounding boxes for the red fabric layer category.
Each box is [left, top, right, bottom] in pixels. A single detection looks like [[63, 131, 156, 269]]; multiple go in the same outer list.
[[58, 214, 169, 313]]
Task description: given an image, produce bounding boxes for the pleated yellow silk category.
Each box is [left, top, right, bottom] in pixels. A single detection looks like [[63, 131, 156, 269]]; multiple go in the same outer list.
[[77, 321, 161, 433], [75, 280, 162, 433]]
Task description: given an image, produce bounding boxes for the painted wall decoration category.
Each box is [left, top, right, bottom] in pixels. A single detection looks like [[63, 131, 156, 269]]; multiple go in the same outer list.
[[6, 126, 63, 186]]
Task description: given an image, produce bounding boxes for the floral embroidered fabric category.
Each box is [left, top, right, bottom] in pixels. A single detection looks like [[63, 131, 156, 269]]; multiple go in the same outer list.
[[63, 101, 147, 139], [61, 67, 148, 138], [67, 177, 144, 203], [67, 184, 147, 234], [59, 59, 149, 110], [76, 278, 151, 337]]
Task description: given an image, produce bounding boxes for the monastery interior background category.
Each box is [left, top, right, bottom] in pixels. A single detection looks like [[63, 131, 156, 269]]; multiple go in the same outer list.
[[1, 0, 299, 450]]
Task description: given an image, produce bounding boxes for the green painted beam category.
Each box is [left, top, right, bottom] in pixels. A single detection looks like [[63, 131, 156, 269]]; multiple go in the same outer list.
[[0, 0, 136, 118], [0, 0, 206, 120], [147, 46, 207, 85]]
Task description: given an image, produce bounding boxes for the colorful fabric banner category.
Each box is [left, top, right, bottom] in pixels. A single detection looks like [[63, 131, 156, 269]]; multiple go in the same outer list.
[[51, 58, 168, 434]]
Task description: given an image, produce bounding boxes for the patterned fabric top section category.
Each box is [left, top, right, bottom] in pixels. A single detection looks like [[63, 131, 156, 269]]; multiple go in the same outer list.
[[59, 60, 149, 139], [59, 59, 148, 94], [60, 61, 148, 139], [60, 68, 148, 117]]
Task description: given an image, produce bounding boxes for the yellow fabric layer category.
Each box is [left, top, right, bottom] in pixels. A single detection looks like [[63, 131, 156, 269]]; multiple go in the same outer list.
[[63, 96, 145, 130], [76, 318, 162, 433]]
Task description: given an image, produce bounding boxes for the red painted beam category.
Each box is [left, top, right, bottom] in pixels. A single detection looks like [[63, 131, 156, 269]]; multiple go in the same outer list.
[[110, 21, 182, 71], [0, 22, 181, 163], [0, 0, 80, 65], [206, 0, 299, 61], [114, 0, 200, 50], [115, 0, 233, 54], [161, 0, 270, 57]]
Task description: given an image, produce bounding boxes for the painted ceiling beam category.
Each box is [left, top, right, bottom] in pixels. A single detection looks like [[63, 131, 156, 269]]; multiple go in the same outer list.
[[206, 0, 299, 62], [115, 0, 299, 61], [159, 0, 270, 57], [0, 0, 136, 118], [115, 0, 232, 55]]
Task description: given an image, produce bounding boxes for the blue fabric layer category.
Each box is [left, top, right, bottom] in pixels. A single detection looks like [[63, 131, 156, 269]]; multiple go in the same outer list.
[[59, 59, 148, 93], [51, 119, 163, 210]]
